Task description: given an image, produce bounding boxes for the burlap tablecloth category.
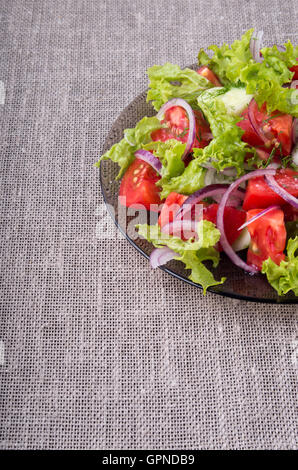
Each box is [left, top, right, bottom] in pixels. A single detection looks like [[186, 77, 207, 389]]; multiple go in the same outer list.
[[0, 0, 297, 450]]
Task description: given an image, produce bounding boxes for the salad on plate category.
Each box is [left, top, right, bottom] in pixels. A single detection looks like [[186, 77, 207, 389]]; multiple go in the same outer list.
[[96, 29, 298, 296]]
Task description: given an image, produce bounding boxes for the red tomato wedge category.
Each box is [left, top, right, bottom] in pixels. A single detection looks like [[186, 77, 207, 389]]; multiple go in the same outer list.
[[243, 169, 298, 211], [158, 192, 188, 228], [197, 66, 222, 87], [203, 204, 246, 250], [237, 107, 266, 148], [290, 64, 298, 81], [119, 159, 162, 211], [240, 100, 293, 156], [246, 208, 286, 270], [151, 106, 212, 149], [158, 193, 246, 248]]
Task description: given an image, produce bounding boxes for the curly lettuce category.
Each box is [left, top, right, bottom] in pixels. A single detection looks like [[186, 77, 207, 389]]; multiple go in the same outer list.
[[198, 29, 254, 85], [142, 139, 206, 198], [95, 116, 161, 178], [146, 63, 213, 111], [262, 237, 298, 296], [157, 157, 206, 197], [137, 220, 226, 294], [198, 29, 298, 116], [192, 87, 253, 173]]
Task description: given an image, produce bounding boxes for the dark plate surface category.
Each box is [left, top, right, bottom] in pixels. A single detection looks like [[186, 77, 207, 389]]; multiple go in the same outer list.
[[100, 90, 297, 304]]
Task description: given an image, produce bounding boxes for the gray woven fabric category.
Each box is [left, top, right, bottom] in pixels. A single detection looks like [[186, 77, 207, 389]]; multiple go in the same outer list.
[[0, 0, 297, 450]]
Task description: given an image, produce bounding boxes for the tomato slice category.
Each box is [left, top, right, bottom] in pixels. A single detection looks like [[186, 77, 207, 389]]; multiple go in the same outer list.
[[249, 100, 292, 156], [151, 106, 212, 149], [203, 204, 246, 250], [237, 107, 267, 148], [246, 208, 286, 270], [290, 64, 298, 81], [158, 192, 188, 228], [158, 193, 246, 248], [243, 169, 298, 211], [237, 101, 293, 157], [119, 159, 162, 211], [197, 66, 222, 87]]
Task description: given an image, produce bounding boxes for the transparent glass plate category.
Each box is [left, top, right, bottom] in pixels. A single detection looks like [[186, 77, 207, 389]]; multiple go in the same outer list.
[[99, 90, 297, 304]]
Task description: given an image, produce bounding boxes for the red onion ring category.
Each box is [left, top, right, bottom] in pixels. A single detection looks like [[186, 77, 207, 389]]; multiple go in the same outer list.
[[250, 30, 264, 63], [237, 205, 280, 231], [217, 169, 276, 274], [150, 247, 178, 268], [156, 98, 196, 159], [135, 149, 162, 174], [161, 219, 198, 239], [212, 193, 244, 207], [265, 175, 298, 209], [175, 184, 245, 220], [247, 99, 273, 146]]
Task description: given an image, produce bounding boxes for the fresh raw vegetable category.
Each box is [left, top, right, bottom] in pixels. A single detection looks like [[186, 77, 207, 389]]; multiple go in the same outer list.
[[119, 159, 162, 211], [156, 99, 196, 159], [151, 106, 212, 150], [197, 66, 222, 86], [246, 207, 287, 270], [96, 29, 298, 296], [243, 169, 298, 210]]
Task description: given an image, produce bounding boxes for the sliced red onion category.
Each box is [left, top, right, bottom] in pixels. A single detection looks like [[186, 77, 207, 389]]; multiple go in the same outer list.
[[175, 184, 245, 220], [237, 205, 280, 231], [250, 30, 264, 63], [212, 192, 244, 207], [248, 99, 273, 145], [292, 118, 298, 144], [290, 80, 298, 89], [150, 247, 178, 269], [217, 168, 276, 274], [135, 149, 162, 174], [156, 98, 196, 159], [161, 219, 198, 239], [265, 174, 298, 209]]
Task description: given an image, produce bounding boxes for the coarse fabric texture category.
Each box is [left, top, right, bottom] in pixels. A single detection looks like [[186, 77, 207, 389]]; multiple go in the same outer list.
[[0, 0, 297, 450]]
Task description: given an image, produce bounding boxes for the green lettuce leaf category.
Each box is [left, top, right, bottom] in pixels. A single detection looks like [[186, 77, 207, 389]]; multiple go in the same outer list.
[[137, 220, 226, 294], [198, 29, 254, 85], [261, 236, 298, 296], [146, 62, 213, 111], [157, 157, 206, 198], [143, 139, 185, 180], [198, 29, 298, 116], [239, 58, 297, 115], [261, 41, 298, 68], [94, 116, 161, 178], [192, 87, 253, 173], [142, 139, 206, 198]]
